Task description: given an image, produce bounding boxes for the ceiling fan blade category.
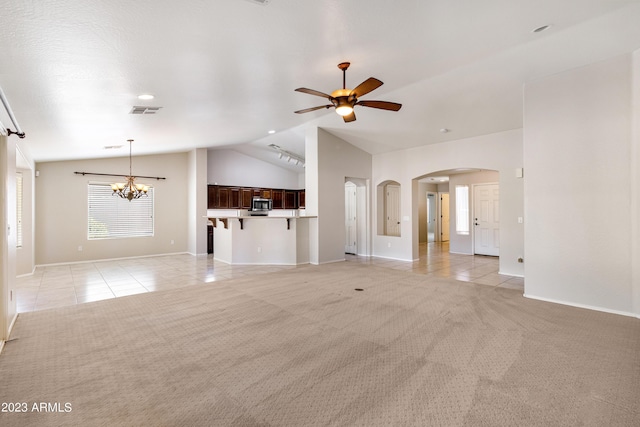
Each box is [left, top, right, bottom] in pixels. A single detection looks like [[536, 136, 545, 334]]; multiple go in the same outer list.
[[294, 105, 332, 114], [350, 77, 383, 98], [357, 100, 402, 111], [343, 111, 356, 123], [294, 87, 333, 99]]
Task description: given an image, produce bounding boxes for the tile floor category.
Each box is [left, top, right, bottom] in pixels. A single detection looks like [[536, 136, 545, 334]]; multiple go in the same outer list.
[[16, 242, 524, 313]]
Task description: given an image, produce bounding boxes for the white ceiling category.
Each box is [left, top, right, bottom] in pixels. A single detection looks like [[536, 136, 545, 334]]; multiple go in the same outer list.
[[2, 0, 640, 172]]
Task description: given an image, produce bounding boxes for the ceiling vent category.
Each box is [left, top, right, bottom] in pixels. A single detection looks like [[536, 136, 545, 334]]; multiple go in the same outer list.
[[130, 106, 162, 115], [244, 0, 270, 5]]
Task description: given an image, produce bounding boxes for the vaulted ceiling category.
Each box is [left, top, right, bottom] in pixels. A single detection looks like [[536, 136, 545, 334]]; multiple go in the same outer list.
[[2, 0, 640, 171]]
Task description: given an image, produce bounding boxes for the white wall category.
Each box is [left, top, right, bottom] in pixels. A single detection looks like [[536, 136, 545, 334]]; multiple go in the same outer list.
[[372, 129, 524, 276], [208, 149, 302, 189], [306, 128, 372, 264], [16, 168, 34, 275], [35, 152, 189, 265], [0, 135, 17, 341], [524, 54, 636, 316], [633, 50, 640, 317], [188, 148, 208, 256], [16, 142, 35, 276]]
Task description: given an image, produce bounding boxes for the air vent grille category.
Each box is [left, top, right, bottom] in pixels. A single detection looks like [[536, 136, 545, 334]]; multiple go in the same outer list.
[[130, 106, 162, 115], [244, 0, 270, 5]]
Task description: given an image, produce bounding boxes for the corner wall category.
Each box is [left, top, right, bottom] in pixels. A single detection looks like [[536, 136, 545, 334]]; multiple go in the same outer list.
[[524, 53, 635, 316], [306, 127, 372, 264], [633, 50, 640, 317], [188, 148, 208, 256]]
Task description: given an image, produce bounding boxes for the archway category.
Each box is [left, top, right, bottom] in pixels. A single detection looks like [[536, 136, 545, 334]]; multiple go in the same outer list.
[[414, 168, 500, 259]]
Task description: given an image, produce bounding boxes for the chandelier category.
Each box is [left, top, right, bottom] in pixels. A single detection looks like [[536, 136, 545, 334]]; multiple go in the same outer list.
[[111, 139, 149, 201]]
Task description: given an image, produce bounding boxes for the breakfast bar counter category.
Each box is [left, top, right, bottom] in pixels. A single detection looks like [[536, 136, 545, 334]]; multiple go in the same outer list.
[[207, 210, 316, 265]]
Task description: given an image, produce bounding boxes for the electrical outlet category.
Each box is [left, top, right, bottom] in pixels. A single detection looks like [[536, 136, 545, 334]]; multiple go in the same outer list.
[[170, 240, 175, 245], [78, 246, 83, 252], [387, 242, 391, 248], [257, 246, 262, 253]]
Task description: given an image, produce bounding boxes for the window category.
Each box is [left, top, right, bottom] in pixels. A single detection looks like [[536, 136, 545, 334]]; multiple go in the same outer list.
[[88, 183, 154, 239], [16, 172, 23, 247], [455, 185, 469, 235]]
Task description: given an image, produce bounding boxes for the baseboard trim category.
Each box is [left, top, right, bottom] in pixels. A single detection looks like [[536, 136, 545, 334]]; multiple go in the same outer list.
[[449, 251, 473, 256], [8, 312, 18, 338], [370, 254, 414, 262], [35, 252, 190, 268], [523, 293, 639, 319], [498, 270, 524, 278], [1, 313, 19, 355]]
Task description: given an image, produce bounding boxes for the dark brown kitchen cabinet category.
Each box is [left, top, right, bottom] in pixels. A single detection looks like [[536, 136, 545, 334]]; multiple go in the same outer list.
[[271, 190, 284, 209], [284, 191, 297, 209], [217, 187, 230, 208], [207, 185, 304, 209], [207, 186, 218, 209], [260, 189, 272, 199], [229, 188, 240, 208], [241, 188, 253, 209]]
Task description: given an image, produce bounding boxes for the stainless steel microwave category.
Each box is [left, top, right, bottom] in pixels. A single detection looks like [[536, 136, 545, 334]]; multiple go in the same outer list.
[[250, 197, 272, 215]]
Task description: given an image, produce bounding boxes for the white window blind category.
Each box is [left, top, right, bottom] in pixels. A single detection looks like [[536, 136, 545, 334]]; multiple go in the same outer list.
[[88, 183, 154, 239], [16, 172, 23, 247], [455, 185, 469, 235]]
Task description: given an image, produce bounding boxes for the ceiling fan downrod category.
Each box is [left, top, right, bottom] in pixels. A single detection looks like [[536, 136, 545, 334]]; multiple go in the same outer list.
[[338, 62, 350, 90]]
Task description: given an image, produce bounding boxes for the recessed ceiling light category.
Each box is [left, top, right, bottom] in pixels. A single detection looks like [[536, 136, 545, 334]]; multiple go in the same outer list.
[[137, 94, 154, 100], [268, 130, 276, 134], [532, 25, 551, 33]]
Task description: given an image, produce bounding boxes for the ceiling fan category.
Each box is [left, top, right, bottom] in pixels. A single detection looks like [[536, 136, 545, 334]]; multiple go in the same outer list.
[[294, 62, 402, 123]]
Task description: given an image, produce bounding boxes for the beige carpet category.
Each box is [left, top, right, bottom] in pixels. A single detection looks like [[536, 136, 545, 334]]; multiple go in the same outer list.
[[1, 262, 639, 426]]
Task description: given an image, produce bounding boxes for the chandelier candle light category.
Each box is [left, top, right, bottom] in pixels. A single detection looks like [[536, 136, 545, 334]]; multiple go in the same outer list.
[[111, 139, 149, 201]]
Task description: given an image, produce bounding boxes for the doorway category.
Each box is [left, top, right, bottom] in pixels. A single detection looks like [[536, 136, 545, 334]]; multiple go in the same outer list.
[[426, 192, 437, 243], [345, 178, 369, 256], [473, 183, 499, 256], [345, 182, 357, 254]]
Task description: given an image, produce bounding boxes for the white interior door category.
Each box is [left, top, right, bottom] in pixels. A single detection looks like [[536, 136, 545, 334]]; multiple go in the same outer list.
[[440, 193, 450, 242], [345, 182, 357, 254], [385, 184, 401, 237], [474, 184, 500, 256]]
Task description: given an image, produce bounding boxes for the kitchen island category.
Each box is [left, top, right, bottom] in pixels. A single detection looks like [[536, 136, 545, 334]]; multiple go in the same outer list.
[[207, 210, 316, 265]]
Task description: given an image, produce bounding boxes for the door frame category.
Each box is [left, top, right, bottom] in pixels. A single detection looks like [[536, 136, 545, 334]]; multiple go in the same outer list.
[[345, 181, 357, 254], [345, 178, 371, 256], [426, 191, 437, 243]]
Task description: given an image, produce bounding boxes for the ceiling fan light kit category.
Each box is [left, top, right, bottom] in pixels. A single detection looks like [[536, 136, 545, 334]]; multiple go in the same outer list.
[[294, 62, 402, 123]]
